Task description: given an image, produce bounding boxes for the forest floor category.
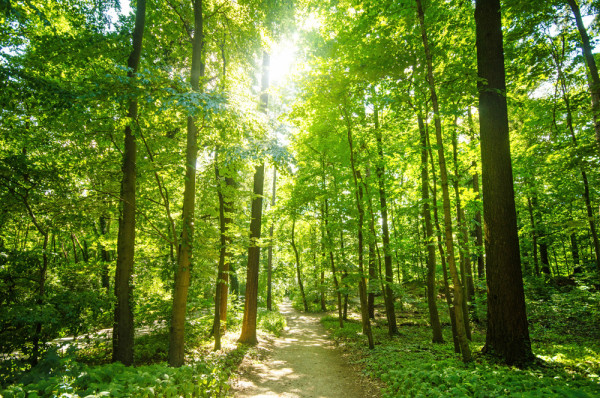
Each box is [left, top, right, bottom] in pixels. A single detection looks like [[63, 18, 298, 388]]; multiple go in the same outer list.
[[230, 300, 380, 398]]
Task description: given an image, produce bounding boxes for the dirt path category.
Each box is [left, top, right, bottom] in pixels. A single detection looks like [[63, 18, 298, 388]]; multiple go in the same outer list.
[[230, 301, 378, 398]]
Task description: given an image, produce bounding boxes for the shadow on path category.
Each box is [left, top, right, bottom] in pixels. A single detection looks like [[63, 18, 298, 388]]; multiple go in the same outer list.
[[231, 301, 375, 398]]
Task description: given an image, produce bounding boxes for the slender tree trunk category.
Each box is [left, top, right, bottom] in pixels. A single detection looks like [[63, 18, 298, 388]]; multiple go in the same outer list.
[[340, 229, 349, 320], [418, 114, 443, 343], [416, 0, 470, 362], [365, 168, 376, 319], [99, 215, 111, 293], [324, 198, 343, 328], [213, 151, 232, 350], [451, 120, 472, 340], [31, 232, 48, 366], [476, 0, 533, 365], [555, 60, 600, 276], [267, 168, 277, 311], [426, 138, 459, 350], [373, 107, 398, 335], [527, 197, 540, 276], [345, 111, 374, 350], [566, 0, 600, 155], [291, 218, 308, 312], [168, 0, 202, 367], [113, 0, 146, 366]]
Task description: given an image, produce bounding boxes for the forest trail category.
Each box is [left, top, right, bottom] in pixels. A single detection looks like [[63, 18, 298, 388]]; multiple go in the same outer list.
[[230, 301, 379, 398]]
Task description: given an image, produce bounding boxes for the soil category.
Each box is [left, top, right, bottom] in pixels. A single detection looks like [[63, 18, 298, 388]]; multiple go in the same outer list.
[[230, 301, 380, 398]]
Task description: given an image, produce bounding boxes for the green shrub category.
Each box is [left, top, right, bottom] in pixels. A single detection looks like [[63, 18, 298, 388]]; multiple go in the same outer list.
[[1, 354, 230, 397], [258, 310, 286, 336]]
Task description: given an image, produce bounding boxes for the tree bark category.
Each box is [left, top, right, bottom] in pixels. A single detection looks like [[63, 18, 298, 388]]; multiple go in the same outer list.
[[113, 0, 146, 366], [345, 111, 374, 350], [291, 217, 308, 312], [427, 129, 460, 353], [418, 114, 443, 343], [416, 0, 471, 362], [373, 106, 398, 335], [475, 0, 533, 365], [267, 168, 276, 311], [168, 0, 202, 367], [238, 51, 269, 345], [566, 0, 600, 155]]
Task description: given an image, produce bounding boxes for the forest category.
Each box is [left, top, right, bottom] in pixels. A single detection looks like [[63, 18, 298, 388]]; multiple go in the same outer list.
[[1, 0, 600, 396]]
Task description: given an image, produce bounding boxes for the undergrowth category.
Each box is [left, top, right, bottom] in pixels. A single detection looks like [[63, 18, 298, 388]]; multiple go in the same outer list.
[[321, 277, 600, 397], [1, 301, 286, 397]]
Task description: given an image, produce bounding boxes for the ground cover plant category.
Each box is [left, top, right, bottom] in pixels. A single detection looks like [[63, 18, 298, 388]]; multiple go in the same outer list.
[[321, 278, 600, 397]]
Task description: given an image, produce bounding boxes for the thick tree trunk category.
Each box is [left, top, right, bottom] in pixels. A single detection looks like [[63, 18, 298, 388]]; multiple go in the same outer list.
[[374, 107, 398, 335], [416, 0, 470, 362], [476, 0, 533, 365], [168, 0, 202, 367], [238, 51, 269, 345], [566, 0, 600, 155], [267, 168, 276, 311], [113, 0, 146, 366], [418, 114, 443, 343]]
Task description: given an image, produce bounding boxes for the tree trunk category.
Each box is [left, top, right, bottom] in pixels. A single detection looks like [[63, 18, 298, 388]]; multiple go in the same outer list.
[[267, 168, 277, 311], [291, 217, 308, 312], [99, 215, 111, 293], [213, 151, 232, 350], [373, 106, 398, 335], [451, 120, 472, 340], [418, 114, 444, 343], [345, 113, 374, 350], [475, 0, 533, 365], [566, 0, 600, 155], [113, 0, 146, 366], [324, 197, 343, 328], [426, 131, 459, 352], [527, 197, 540, 276], [555, 57, 600, 276], [365, 168, 376, 319], [168, 0, 202, 367], [416, 0, 470, 362], [238, 51, 269, 345]]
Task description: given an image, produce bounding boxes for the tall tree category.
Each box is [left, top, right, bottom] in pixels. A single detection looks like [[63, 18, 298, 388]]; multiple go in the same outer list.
[[415, 0, 471, 362], [168, 0, 204, 367], [373, 105, 398, 335], [566, 0, 600, 155], [418, 114, 443, 343], [113, 0, 146, 366], [238, 51, 269, 345], [266, 168, 277, 311], [475, 0, 533, 365]]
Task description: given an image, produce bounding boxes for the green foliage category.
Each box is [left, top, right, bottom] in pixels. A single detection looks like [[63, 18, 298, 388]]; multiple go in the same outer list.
[[1, 354, 230, 397], [322, 287, 600, 398], [257, 309, 286, 336]]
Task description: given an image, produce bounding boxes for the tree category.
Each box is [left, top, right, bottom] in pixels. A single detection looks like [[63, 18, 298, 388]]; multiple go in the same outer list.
[[475, 0, 533, 365], [415, 0, 471, 362], [113, 0, 146, 366], [168, 0, 204, 367], [238, 51, 269, 346]]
